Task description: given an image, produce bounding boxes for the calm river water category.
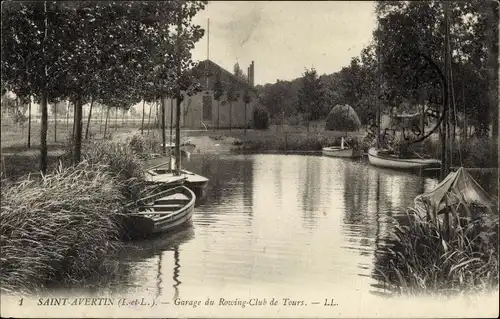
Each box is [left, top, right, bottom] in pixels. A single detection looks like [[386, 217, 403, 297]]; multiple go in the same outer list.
[[55, 153, 498, 306]]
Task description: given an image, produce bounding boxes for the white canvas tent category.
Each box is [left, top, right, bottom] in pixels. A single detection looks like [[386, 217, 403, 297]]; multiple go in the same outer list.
[[414, 167, 497, 221]]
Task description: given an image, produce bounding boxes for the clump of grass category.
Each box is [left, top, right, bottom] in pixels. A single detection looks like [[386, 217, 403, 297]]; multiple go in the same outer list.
[[81, 140, 153, 202], [0, 161, 125, 294], [126, 132, 161, 158], [377, 208, 498, 296]]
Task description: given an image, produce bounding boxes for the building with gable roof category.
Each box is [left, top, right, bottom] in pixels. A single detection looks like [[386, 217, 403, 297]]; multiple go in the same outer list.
[[163, 59, 260, 130]]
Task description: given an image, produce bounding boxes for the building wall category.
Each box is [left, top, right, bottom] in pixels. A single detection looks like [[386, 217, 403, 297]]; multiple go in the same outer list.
[[163, 90, 258, 129]]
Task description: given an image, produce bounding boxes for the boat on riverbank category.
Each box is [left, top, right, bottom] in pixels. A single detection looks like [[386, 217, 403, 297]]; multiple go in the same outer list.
[[322, 137, 362, 158], [368, 147, 441, 170], [121, 186, 196, 240]]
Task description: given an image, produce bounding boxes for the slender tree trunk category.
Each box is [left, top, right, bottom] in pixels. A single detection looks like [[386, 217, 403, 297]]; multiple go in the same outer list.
[[244, 103, 247, 135], [161, 96, 167, 155], [170, 98, 174, 145], [66, 100, 70, 128], [156, 100, 160, 129], [53, 103, 57, 142], [141, 100, 145, 135], [99, 106, 104, 134], [104, 106, 110, 139], [85, 96, 94, 140], [213, 101, 216, 132], [27, 99, 32, 148], [115, 107, 118, 131], [73, 98, 83, 164], [40, 93, 48, 174], [147, 102, 153, 135], [72, 100, 77, 140], [229, 102, 232, 131], [40, 1, 49, 174]]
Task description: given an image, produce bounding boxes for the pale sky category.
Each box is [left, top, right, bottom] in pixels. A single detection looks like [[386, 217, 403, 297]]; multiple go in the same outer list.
[[191, 1, 377, 85]]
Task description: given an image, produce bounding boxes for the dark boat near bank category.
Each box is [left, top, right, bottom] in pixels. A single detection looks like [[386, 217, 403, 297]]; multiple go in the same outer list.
[[120, 186, 196, 240]]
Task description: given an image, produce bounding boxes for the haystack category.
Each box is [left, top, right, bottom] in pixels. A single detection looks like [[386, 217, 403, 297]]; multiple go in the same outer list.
[[325, 104, 361, 132]]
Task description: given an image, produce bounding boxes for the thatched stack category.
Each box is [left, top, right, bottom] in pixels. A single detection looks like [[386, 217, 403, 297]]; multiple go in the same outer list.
[[324, 104, 362, 132]]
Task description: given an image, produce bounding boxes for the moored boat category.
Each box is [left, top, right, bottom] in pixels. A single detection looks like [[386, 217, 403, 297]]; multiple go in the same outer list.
[[147, 166, 209, 190], [121, 186, 196, 240], [322, 137, 362, 158], [146, 159, 209, 191], [367, 147, 441, 170]]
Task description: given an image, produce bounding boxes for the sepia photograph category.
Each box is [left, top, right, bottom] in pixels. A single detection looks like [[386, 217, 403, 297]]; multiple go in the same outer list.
[[1, 0, 499, 318]]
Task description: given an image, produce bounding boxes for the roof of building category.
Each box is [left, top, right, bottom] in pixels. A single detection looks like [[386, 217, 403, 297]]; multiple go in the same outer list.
[[193, 59, 257, 92]]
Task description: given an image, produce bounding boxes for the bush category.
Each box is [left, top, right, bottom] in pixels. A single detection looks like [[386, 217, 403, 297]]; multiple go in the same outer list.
[[413, 136, 496, 167], [0, 161, 125, 294], [253, 106, 269, 130], [325, 104, 362, 132]]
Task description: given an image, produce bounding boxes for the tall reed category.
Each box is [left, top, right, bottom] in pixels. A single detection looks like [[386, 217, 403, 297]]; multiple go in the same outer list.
[[376, 208, 498, 296], [0, 161, 125, 294], [81, 139, 152, 202]]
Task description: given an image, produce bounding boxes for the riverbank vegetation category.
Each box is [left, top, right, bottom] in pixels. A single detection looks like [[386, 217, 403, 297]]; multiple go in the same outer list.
[[252, 0, 498, 165], [0, 134, 161, 294], [376, 208, 498, 296]]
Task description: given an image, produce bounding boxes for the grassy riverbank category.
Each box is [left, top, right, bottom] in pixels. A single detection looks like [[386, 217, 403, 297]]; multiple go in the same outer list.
[[0, 133, 158, 294], [376, 209, 499, 296]]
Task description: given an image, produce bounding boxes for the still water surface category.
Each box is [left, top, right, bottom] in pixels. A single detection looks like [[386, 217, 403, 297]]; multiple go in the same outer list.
[[67, 153, 497, 301]]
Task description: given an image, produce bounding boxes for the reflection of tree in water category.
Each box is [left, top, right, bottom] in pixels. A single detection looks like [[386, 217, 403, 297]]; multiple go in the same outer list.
[[241, 158, 254, 218], [153, 245, 181, 300], [299, 156, 321, 229], [342, 165, 377, 256], [272, 156, 283, 207], [156, 253, 163, 298], [369, 169, 434, 296], [172, 246, 180, 300], [184, 155, 255, 226], [342, 165, 370, 226]]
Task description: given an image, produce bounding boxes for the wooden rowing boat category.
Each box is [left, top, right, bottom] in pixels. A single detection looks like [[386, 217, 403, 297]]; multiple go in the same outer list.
[[121, 186, 196, 240], [322, 138, 362, 158], [367, 147, 441, 170], [146, 158, 209, 193]]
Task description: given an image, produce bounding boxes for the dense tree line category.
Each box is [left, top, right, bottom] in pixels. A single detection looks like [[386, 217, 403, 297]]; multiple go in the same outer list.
[[256, 0, 498, 139], [2, 1, 207, 173]]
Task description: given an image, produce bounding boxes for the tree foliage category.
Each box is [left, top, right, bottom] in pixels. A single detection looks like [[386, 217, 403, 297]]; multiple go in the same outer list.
[[254, 1, 497, 139], [233, 62, 247, 81], [2, 1, 207, 169], [297, 68, 327, 121]]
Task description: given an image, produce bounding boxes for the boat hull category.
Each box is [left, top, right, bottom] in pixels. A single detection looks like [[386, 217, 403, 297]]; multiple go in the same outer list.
[[322, 146, 362, 158], [146, 168, 209, 191], [121, 186, 196, 240], [367, 147, 441, 170]]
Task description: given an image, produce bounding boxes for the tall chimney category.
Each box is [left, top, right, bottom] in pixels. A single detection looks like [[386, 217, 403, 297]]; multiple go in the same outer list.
[[247, 66, 250, 84], [250, 61, 255, 86]]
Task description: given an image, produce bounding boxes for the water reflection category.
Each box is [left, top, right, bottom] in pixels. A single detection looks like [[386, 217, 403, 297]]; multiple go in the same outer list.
[[173, 246, 180, 300], [155, 254, 163, 298], [299, 156, 323, 229], [52, 154, 497, 301]]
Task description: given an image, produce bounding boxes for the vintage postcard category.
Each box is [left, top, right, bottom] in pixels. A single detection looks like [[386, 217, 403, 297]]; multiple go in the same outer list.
[[1, 0, 499, 318]]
